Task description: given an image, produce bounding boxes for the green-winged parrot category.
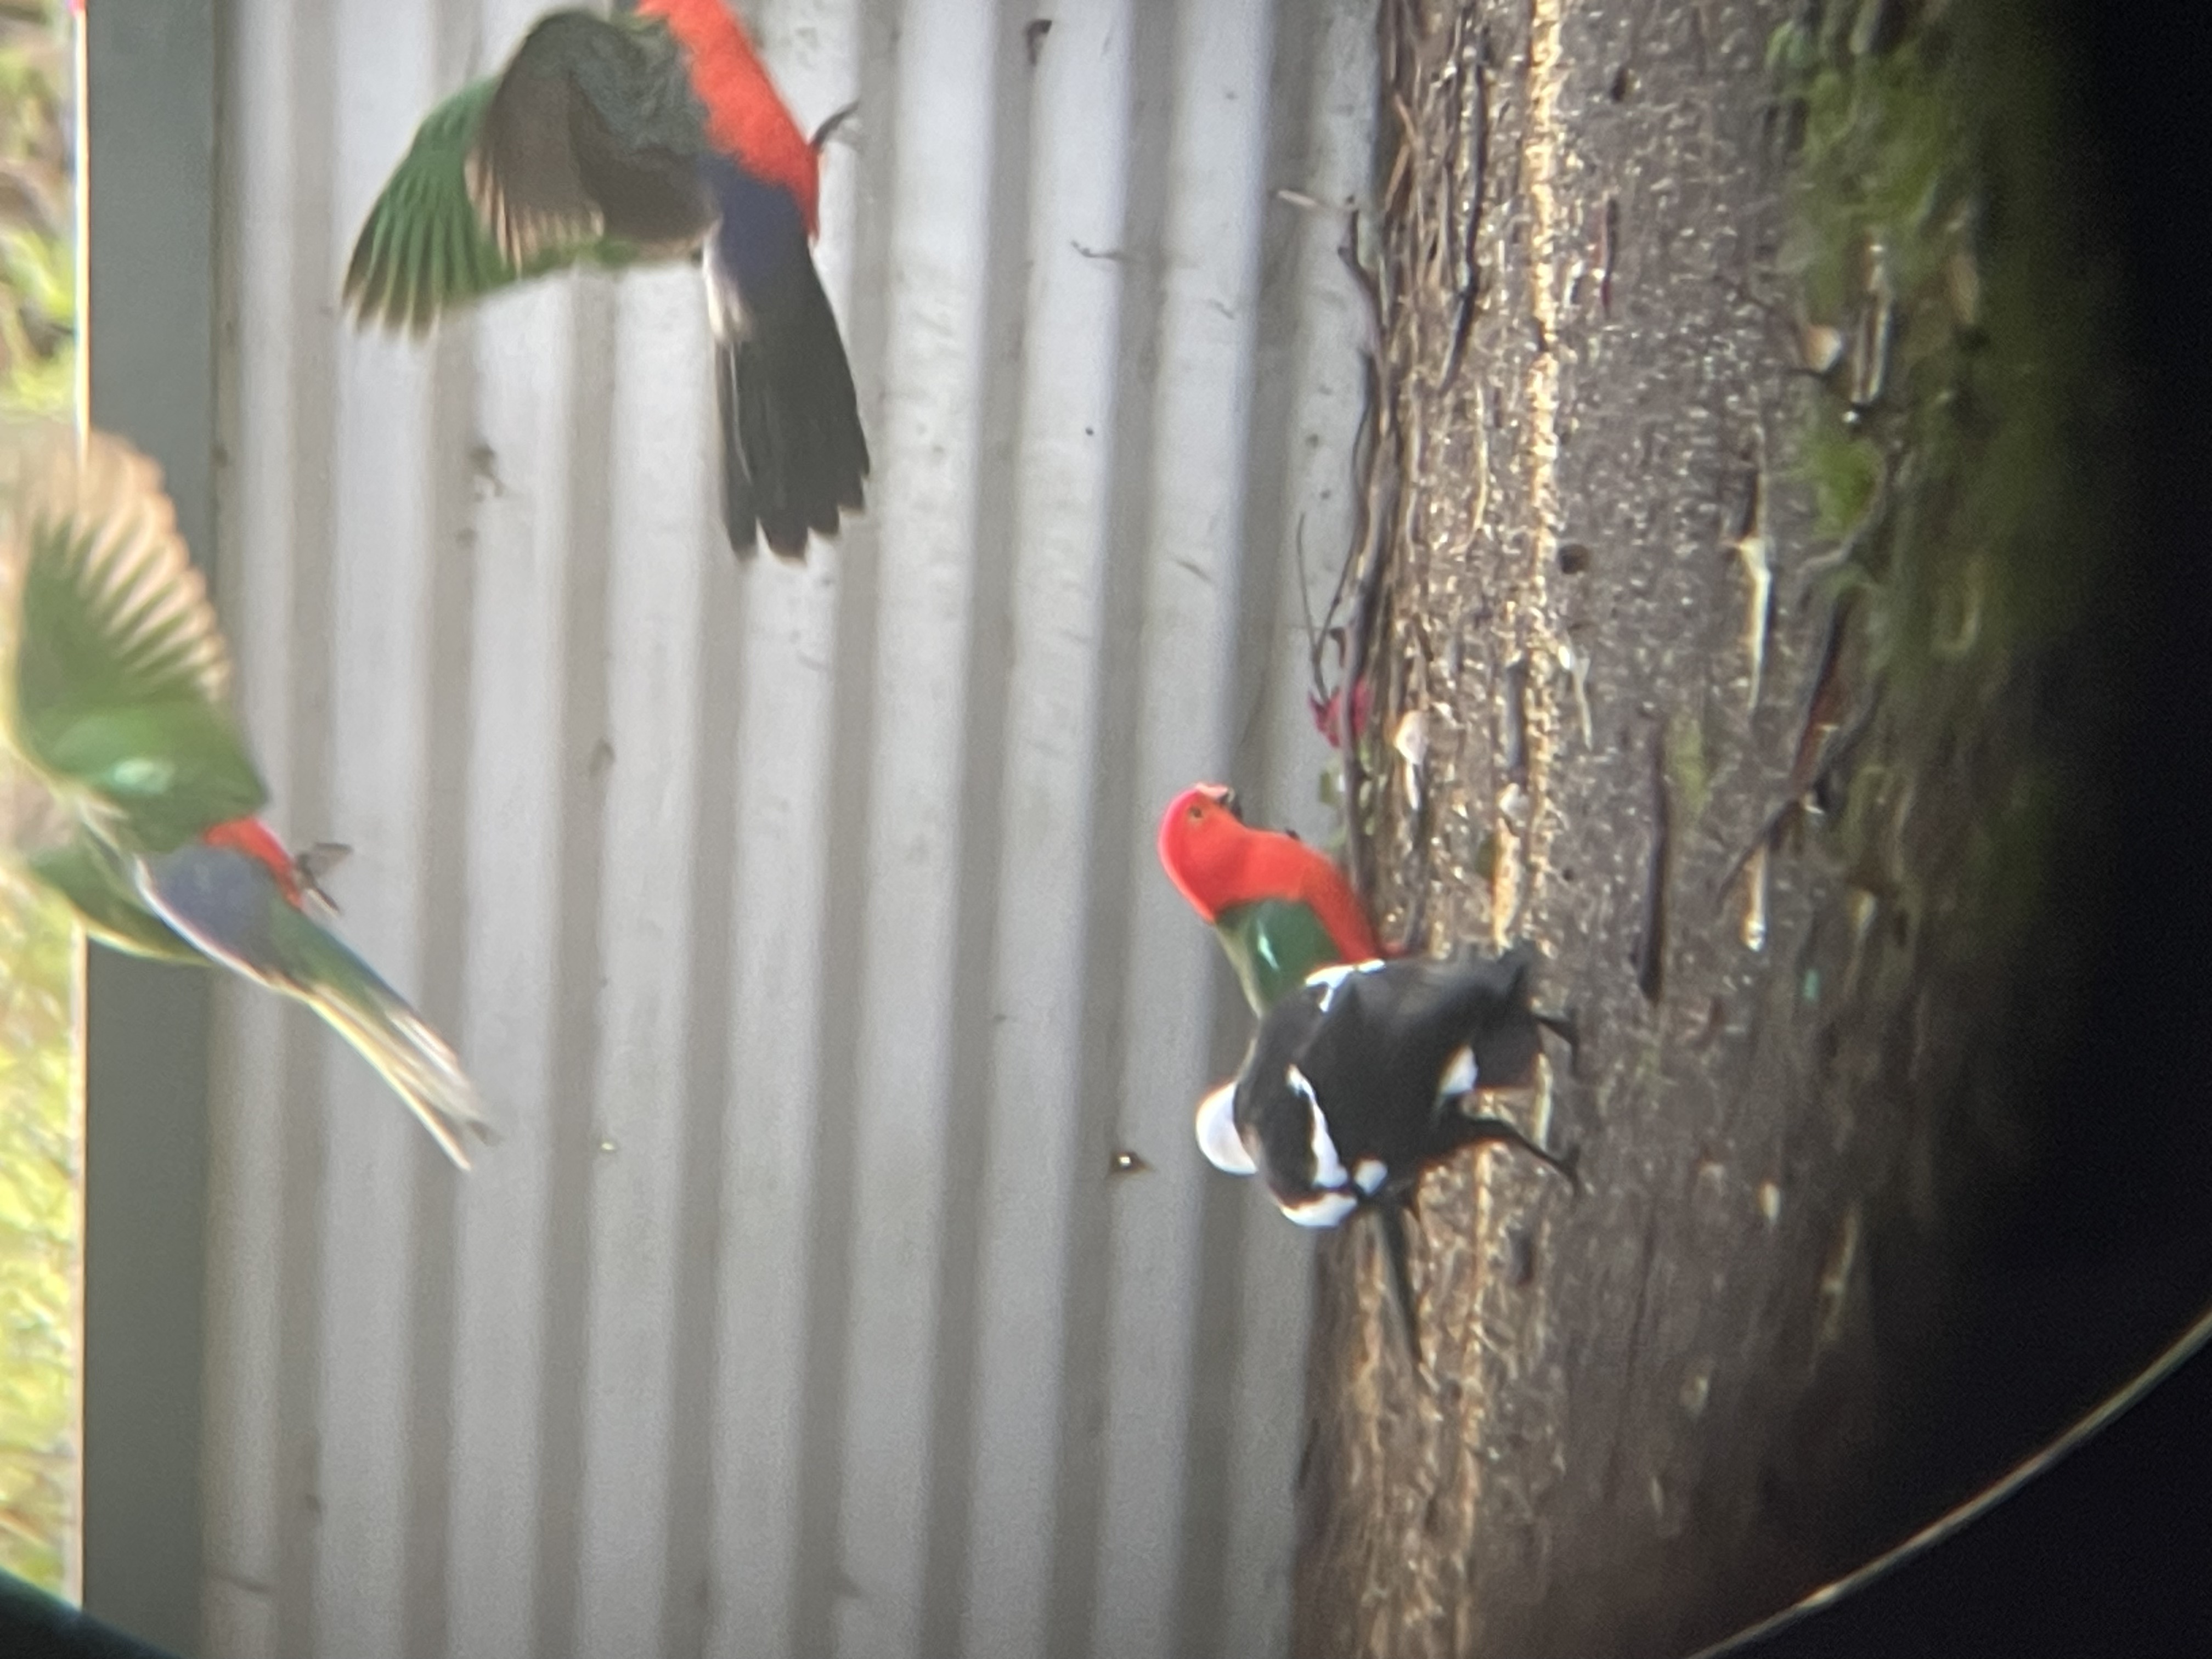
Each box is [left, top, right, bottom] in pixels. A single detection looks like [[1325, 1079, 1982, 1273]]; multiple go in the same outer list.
[[344, 0, 869, 560], [1, 421, 494, 1167]]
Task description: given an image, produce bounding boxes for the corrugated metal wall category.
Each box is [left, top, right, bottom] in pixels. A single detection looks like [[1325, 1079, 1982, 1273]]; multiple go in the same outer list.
[[199, 1, 1375, 1654]]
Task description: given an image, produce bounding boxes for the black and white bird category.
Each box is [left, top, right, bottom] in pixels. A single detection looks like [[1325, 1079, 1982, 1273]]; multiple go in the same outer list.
[[1195, 945, 1577, 1362]]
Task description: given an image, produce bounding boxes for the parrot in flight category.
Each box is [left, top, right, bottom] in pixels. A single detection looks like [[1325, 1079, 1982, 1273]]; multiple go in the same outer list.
[[343, 0, 870, 561], [1195, 946, 1576, 1364], [0, 421, 495, 1167], [1156, 782, 1386, 1015]]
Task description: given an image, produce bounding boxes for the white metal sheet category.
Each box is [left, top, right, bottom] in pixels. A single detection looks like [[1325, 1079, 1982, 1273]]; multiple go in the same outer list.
[[202, 1, 1378, 1654]]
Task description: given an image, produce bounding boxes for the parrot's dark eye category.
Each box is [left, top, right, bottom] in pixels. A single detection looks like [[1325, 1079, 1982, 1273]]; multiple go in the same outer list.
[[1188, 804, 1205, 820]]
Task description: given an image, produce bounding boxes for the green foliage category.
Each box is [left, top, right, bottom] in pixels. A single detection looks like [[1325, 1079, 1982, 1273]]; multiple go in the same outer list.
[[0, 0, 80, 1596], [0, 8, 70, 415], [1771, 1, 2124, 976], [0, 865, 76, 1593]]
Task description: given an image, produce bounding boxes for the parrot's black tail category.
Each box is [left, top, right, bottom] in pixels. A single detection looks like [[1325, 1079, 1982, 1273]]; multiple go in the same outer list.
[[716, 252, 870, 561]]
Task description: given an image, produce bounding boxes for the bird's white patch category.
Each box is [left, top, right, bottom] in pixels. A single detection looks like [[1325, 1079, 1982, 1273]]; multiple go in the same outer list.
[[106, 755, 175, 797], [1194, 1081, 1254, 1176], [1353, 1158, 1387, 1194], [701, 241, 752, 343], [1306, 963, 1355, 1010], [1438, 1043, 1478, 1101], [1281, 1189, 1358, 1228], [1305, 957, 1386, 1013], [1286, 1064, 1348, 1189]]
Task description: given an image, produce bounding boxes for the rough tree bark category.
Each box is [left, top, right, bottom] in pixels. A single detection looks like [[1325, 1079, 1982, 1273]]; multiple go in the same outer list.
[[1294, 3, 2128, 1656]]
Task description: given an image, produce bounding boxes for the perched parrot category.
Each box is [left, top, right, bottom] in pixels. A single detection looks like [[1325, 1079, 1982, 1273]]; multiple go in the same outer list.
[[1157, 781, 1385, 1015], [343, 0, 869, 561], [0, 421, 495, 1167], [1194, 946, 1576, 1363]]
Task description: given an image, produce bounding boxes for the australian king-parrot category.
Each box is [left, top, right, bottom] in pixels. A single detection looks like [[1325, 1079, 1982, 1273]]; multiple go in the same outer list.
[[345, 0, 868, 560], [1156, 781, 1385, 1014], [1, 421, 494, 1167]]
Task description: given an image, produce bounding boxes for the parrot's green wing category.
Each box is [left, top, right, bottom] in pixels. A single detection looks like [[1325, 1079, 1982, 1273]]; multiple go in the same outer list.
[[345, 11, 706, 334], [1216, 896, 1358, 1015], [346, 77, 630, 332], [29, 829, 200, 964], [346, 80, 521, 331], [7, 427, 267, 853]]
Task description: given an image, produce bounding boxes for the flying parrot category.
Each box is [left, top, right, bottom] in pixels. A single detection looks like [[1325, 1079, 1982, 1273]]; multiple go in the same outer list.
[[0, 421, 495, 1167], [343, 0, 869, 561], [1156, 781, 1386, 1015], [1194, 946, 1576, 1363]]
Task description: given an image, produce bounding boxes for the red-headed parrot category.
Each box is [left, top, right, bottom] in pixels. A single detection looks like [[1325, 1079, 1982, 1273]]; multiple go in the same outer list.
[[1156, 781, 1385, 1015], [1194, 946, 1576, 1364], [343, 0, 869, 561], [1, 422, 494, 1167]]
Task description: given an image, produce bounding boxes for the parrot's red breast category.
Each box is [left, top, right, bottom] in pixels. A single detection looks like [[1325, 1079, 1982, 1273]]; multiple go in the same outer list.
[[203, 816, 303, 905], [1157, 784, 1383, 961], [636, 0, 821, 235]]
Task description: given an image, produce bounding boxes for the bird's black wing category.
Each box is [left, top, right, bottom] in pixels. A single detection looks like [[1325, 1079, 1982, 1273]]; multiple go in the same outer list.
[[471, 9, 714, 268]]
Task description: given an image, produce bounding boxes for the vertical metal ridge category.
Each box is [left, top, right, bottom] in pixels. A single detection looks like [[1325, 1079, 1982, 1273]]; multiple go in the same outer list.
[[1171, 0, 1328, 1649], [913, 7, 1037, 1654], [529, 277, 621, 1659], [573, 268, 715, 1659], [270, 0, 342, 1646], [1175, 1172, 1249, 1656], [657, 535, 750, 1659], [446, 281, 578, 1657], [1043, 0, 1183, 1651], [199, 2, 1375, 1650], [399, 317, 481, 1659], [205, 0, 291, 1649], [788, 0, 902, 1646], [955, 5, 1132, 1652]]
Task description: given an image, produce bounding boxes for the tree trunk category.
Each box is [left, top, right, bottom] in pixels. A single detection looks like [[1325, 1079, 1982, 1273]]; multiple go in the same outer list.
[[1294, 2, 2133, 1655]]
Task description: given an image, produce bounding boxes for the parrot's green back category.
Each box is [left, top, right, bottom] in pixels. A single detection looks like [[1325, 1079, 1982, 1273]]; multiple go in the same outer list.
[[344, 76, 642, 334], [29, 831, 200, 964], [6, 427, 267, 853], [1215, 896, 1361, 1015]]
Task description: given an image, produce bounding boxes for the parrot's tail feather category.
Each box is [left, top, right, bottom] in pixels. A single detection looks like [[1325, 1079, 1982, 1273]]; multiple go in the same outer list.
[[719, 268, 870, 559], [313, 978, 498, 1170], [132, 840, 495, 1165]]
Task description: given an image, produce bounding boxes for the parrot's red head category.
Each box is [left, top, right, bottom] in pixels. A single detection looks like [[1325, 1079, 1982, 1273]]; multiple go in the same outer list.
[[204, 817, 304, 906], [1156, 783, 1384, 961], [638, 0, 822, 236], [1158, 783, 1243, 922]]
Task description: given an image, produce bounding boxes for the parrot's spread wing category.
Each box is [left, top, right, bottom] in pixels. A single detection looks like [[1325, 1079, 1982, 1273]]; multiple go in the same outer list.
[[6, 426, 267, 853], [344, 59, 663, 334], [346, 79, 535, 332]]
